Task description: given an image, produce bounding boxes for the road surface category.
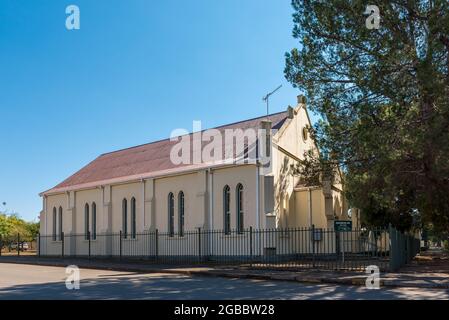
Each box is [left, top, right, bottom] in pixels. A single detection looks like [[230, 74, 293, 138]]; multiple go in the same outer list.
[[0, 263, 447, 300]]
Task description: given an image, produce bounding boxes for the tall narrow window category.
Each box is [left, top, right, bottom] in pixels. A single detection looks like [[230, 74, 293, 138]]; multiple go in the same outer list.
[[223, 185, 231, 235], [131, 197, 137, 239], [58, 207, 63, 241], [168, 192, 174, 237], [236, 184, 244, 233], [52, 207, 57, 241], [178, 191, 185, 237], [92, 202, 97, 240], [84, 203, 90, 240], [265, 131, 271, 157], [122, 198, 128, 238]]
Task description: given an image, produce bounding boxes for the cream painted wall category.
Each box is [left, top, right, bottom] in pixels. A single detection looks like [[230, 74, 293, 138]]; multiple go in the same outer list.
[[154, 172, 205, 233], [111, 182, 143, 234], [212, 165, 258, 231], [312, 189, 327, 228], [294, 189, 327, 229], [271, 105, 318, 228], [42, 164, 260, 236], [75, 188, 102, 235], [45, 193, 67, 237], [276, 106, 316, 158]]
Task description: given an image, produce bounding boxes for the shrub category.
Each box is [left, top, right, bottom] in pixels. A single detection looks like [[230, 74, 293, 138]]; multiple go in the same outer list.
[[443, 240, 449, 252]]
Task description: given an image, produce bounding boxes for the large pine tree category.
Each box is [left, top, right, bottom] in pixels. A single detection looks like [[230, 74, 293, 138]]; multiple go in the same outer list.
[[285, 0, 449, 230]]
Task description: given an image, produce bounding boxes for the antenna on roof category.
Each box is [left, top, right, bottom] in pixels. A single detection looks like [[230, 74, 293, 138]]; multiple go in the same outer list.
[[262, 85, 282, 118]]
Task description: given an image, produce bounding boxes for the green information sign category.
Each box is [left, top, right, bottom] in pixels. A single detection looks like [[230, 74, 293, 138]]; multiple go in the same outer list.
[[334, 220, 352, 232]]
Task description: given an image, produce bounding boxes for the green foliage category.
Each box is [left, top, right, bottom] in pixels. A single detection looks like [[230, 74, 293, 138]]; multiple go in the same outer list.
[[0, 213, 39, 240], [424, 224, 449, 243], [285, 0, 449, 230]]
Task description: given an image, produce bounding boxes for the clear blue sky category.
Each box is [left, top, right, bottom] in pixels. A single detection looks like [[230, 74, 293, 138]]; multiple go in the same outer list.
[[0, 0, 308, 222]]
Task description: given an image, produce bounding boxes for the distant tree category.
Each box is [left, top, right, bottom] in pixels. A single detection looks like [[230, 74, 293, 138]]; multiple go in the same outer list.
[[285, 0, 449, 230], [0, 213, 11, 236], [25, 221, 40, 238], [0, 213, 39, 240]]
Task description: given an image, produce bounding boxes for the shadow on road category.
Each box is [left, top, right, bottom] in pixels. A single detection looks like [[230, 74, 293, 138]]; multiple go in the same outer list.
[[0, 272, 448, 300]]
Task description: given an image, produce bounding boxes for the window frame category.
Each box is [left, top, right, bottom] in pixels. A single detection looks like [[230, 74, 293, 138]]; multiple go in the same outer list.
[[122, 198, 128, 239], [236, 184, 244, 233], [168, 192, 175, 237], [131, 197, 137, 239], [58, 206, 63, 241], [52, 207, 57, 241], [178, 191, 185, 237], [223, 185, 231, 235], [92, 202, 97, 240], [84, 203, 90, 240]]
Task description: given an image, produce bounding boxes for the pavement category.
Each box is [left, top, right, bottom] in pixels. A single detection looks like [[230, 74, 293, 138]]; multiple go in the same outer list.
[[1, 248, 448, 289], [0, 263, 448, 300]]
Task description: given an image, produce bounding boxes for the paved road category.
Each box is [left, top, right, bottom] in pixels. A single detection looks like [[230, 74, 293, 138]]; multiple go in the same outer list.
[[0, 263, 448, 300]]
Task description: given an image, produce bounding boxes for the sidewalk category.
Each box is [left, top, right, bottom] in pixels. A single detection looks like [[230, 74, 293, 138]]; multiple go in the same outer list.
[[1, 249, 448, 289]]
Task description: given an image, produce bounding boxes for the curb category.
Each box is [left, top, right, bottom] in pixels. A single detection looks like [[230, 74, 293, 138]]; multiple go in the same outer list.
[[1, 258, 448, 289]]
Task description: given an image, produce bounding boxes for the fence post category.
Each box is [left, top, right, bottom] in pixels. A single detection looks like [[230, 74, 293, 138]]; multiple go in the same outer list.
[[88, 231, 91, 259], [389, 224, 394, 271], [155, 229, 159, 261], [198, 227, 202, 263], [311, 225, 315, 268], [250, 227, 253, 262], [404, 234, 407, 264], [17, 233, 20, 257], [38, 233, 41, 257], [119, 230, 122, 260], [400, 231, 405, 267], [61, 232, 65, 257], [389, 224, 401, 271]]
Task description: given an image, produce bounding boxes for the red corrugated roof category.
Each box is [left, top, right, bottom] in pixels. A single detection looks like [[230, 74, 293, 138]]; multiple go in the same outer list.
[[42, 111, 288, 195]]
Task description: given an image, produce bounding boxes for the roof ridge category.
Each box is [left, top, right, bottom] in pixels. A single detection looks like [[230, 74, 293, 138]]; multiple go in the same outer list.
[[99, 110, 288, 157]]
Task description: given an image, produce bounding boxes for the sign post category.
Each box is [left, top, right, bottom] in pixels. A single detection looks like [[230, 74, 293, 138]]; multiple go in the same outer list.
[[334, 220, 352, 232], [334, 221, 352, 265]]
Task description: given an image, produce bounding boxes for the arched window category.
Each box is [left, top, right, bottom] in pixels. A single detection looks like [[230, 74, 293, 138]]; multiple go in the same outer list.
[[84, 203, 90, 240], [58, 207, 63, 240], [52, 207, 57, 241], [131, 197, 137, 239], [223, 185, 231, 234], [168, 193, 174, 237], [122, 198, 128, 238], [236, 184, 244, 233], [178, 191, 185, 237], [92, 202, 97, 240]]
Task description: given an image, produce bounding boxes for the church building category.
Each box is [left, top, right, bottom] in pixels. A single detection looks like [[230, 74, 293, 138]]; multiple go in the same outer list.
[[39, 96, 357, 256]]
